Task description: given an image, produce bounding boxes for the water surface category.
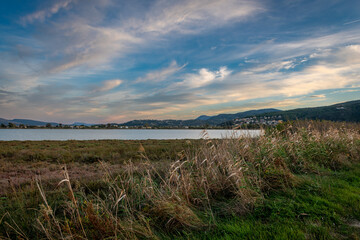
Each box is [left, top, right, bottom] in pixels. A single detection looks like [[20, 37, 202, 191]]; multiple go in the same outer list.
[[0, 129, 262, 141]]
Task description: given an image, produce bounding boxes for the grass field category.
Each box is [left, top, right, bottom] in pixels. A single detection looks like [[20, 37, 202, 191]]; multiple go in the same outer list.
[[0, 139, 201, 194], [1, 121, 360, 239]]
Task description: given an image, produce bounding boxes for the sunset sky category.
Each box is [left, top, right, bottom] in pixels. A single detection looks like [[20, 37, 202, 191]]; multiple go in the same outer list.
[[1, 0, 360, 124]]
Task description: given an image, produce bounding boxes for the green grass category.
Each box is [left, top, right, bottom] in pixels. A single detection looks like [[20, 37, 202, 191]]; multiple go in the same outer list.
[[167, 167, 360, 239]]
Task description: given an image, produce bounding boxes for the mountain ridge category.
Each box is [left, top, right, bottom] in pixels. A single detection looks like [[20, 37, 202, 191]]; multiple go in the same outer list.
[[257, 100, 360, 122], [1, 100, 359, 127]]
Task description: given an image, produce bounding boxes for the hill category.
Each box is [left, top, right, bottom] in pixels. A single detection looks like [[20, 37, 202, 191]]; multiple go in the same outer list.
[[1, 100, 359, 128], [72, 122, 95, 127], [259, 100, 360, 122], [119, 119, 208, 127], [196, 115, 211, 121], [120, 109, 280, 127], [205, 108, 280, 125], [0, 118, 59, 127], [12, 119, 59, 126], [0, 118, 14, 125]]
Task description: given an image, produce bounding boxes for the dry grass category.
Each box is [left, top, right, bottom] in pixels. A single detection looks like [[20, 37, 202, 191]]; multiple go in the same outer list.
[[0, 140, 197, 195]]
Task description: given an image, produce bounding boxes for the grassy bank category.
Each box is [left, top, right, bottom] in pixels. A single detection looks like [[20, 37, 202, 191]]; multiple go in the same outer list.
[[1, 121, 360, 239], [0, 139, 201, 194]]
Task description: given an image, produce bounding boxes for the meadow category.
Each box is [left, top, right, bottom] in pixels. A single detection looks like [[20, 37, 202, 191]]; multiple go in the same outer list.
[[1, 121, 360, 239]]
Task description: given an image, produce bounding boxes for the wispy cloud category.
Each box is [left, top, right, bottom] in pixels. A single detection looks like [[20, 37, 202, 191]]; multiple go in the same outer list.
[[137, 0, 263, 34], [136, 61, 186, 83], [251, 60, 297, 72], [12, 0, 264, 78], [226, 29, 360, 62], [330, 88, 360, 94], [21, 0, 75, 25], [344, 18, 360, 25], [44, 24, 143, 74], [92, 79, 122, 93], [14, 0, 264, 76], [309, 94, 326, 98]]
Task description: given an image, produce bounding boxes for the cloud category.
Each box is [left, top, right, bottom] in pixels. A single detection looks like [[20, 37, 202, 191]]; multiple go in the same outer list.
[[93, 79, 122, 93], [44, 24, 143, 74], [21, 0, 75, 24], [92, 42, 360, 120], [0, 89, 18, 105], [344, 18, 360, 25], [13, 41, 358, 122], [136, 61, 186, 83], [178, 66, 232, 88], [268, 31, 360, 58], [132, 92, 199, 105], [330, 88, 360, 94], [15, 0, 263, 75], [134, 44, 360, 119], [213, 45, 360, 101], [309, 94, 326, 98], [251, 60, 296, 72], [2, 41, 359, 123], [17, 1, 143, 75], [226, 29, 360, 62], [137, 0, 263, 34], [333, 45, 360, 64]]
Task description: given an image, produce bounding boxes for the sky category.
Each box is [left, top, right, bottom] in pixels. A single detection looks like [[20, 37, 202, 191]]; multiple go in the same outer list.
[[0, 0, 360, 124]]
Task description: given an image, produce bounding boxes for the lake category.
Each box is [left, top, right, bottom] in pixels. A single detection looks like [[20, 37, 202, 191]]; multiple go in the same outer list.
[[0, 129, 262, 141]]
